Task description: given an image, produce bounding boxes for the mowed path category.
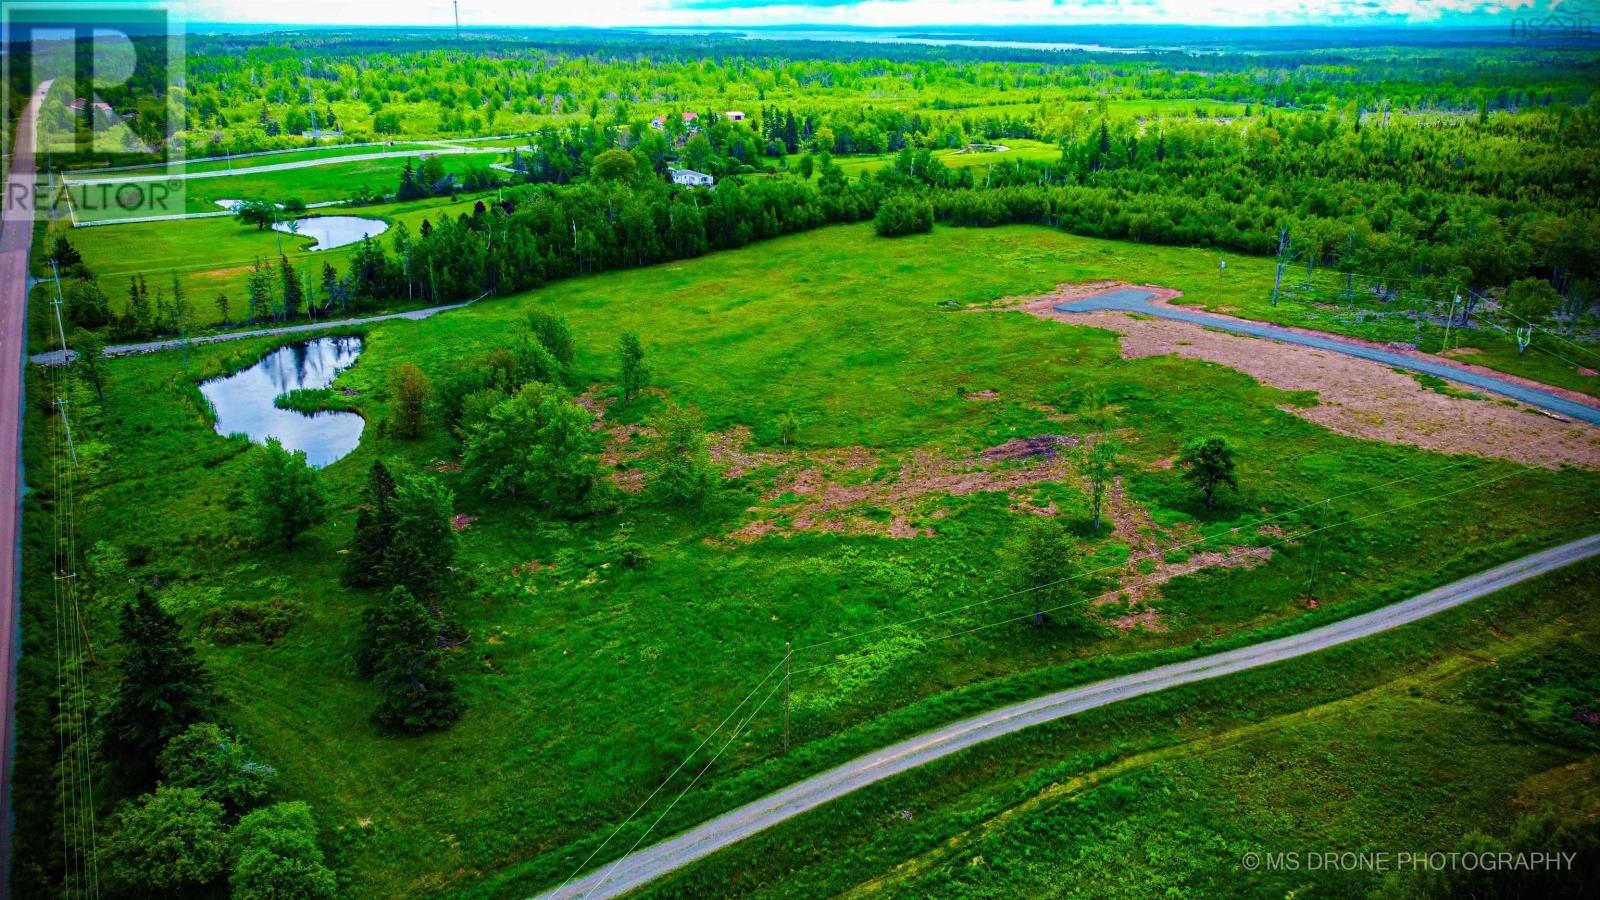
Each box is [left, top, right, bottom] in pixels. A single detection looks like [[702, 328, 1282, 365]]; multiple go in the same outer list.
[[543, 534, 1600, 899], [1, 79, 49, 871]]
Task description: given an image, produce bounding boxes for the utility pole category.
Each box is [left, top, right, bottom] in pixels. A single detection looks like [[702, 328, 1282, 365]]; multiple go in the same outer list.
[[783, 641, 791, 754], [1271, 226, 1289, 307], [1442, 291, 1461, 352], [48, 261, 79, 465]]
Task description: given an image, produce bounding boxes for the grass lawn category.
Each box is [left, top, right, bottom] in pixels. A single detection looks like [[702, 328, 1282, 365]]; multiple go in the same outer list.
[[60, 152, 506, 222], [37, 191, 498, 341], [14, 223, 1600, 897]]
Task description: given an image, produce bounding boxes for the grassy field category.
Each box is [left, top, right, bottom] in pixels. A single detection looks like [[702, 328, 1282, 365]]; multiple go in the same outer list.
[[832, 138, 1063, 178], [16, 223, 1600, 897], [616, 558, 1600, 899], [36, 192, 495, 342], [60, 152, 506, 222], [63, 142, 447, 178]]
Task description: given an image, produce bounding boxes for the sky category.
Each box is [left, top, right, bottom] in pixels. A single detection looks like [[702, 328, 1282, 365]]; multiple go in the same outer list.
[[176, 0, 1594, 29]]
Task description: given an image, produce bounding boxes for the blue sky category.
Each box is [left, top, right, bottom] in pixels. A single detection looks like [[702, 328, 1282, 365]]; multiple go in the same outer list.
[[179, 0, 1597, 29]]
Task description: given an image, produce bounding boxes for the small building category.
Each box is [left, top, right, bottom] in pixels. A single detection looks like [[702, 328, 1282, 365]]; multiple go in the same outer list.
[[725, 110, 746, 121], [650, 111, 701, 130], [668, 168, 714, 187]]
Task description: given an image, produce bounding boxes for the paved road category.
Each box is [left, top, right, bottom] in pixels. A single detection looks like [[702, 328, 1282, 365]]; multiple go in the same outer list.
[[1, 79, 48, 879], [1057, 289, 1600, 426], [29, 298, 477, 366], [63, 145, 505, 186], [543, 533, 1600, 899]]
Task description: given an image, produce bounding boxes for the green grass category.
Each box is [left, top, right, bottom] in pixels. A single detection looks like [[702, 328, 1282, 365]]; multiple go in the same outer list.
[[625, 559, 1600, 899], [60, 152, 505, 222], [15, 223, 1600, 898], [42, 192, 494, 336], [64, 142, 448, 178], [832, 138, 1063, 178]]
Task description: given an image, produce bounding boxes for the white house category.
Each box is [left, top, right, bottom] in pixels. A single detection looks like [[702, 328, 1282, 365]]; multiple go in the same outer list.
[[668, 168, 714, 187], [725, 110, 746, 121]]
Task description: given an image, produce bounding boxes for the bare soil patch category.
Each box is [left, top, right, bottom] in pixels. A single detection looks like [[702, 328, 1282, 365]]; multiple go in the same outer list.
[[988, 284, 1600, 469], [1093, 476, 1272, 630]]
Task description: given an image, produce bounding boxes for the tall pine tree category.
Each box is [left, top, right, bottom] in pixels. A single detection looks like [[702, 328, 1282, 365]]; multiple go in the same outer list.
[[104, 589, 214, 791]]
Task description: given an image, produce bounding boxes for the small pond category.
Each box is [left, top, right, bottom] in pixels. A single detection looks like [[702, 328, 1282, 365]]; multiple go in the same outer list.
[[199, 336, 365, 468], [273, 215, 389, 251]]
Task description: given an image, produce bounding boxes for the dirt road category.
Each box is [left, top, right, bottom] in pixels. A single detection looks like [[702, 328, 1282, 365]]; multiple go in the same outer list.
[[542, 533, 1600, 899], [1055, 288, 1600, 426], [1, 79, 49, 877]]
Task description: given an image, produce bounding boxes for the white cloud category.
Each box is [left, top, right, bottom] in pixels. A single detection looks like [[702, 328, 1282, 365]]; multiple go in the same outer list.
[[175, 0, 1576, 28]]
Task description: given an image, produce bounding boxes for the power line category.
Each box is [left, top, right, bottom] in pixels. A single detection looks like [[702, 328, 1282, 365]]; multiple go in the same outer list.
[[578, 679, 785, 900], [795, 455, 1486, 656], [793, 465, 1525, 677], [551, 656, 788, 898]]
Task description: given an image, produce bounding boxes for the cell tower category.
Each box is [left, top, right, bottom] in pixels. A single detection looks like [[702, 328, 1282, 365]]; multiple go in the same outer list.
[[454, 1, 461, 40]]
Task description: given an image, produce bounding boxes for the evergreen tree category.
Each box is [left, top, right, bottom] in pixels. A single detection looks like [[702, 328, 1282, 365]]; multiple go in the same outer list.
[[104, 589, 214, 791], [357, 587, 463, 732], [344, 461, 399, 587], [280, 255, 304, 320], [380, 473, 457, 599]]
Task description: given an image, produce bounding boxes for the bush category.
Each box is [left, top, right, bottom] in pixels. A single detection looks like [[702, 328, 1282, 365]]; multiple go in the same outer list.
[[99, 787, 228, 895], [230, 802, 338, 900], [200, 597, 301, 644], [874, 193, 934, 237], [157, 723, 275, 814]]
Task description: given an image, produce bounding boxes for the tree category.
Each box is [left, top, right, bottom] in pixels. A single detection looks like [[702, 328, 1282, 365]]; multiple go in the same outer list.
[[464, 383, 597, 508], [388, 362, 432, 439], [874, 193, 934, 237], [236, 199, 277, 231], [1178, 436, 1239, 510], [104, 589, 213, 790], [797, 152, 815, 180], [70, 329, 107, 400], [644, 402, 718, 507], [381, 472, 457, 599], [250, 438, 329, 547], [776, 410, 799, 446], [345, 461, 398, 587], [1009, 517, 1076, 627], [1081, 438, 1119, 531], [590, 147, 637, 182], [156, 722, 274, 815], [99, 787, 228, 896], [1502, 276, 1561, 323], [230, 802, 339, 900], [617, 331, 647, 402], [527, 309, 576, 368], [215, 293, 231, 326], [357, 586, 463, 732], [279, 255, 304, 320]]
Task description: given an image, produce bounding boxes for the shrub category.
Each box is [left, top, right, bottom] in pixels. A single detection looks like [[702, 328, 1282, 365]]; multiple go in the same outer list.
[[200, 597, 301, 644], [874, 193, 934, 237]]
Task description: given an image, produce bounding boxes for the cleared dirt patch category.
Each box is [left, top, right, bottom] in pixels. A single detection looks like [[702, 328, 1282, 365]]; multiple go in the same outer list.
[[1093, 476, 1272, 631], [988, 284, 1600, 470]]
